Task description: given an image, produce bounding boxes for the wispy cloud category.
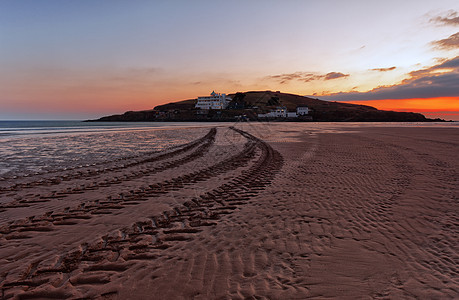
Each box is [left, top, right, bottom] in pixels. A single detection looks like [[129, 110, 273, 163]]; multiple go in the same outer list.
[[321, 56, 459, 101], [266, 71, 349, 84], [431, 32, 459, 50], [267, 72, 313, 84], [370, 66, 396, 72], [324, 72, 349, 80], [430, 10, 459, 26]]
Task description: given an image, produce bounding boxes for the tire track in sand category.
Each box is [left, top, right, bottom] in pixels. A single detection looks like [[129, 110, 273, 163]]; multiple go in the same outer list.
[[0, 128, 250, 238], [0, 127, 283, 299], [149, 129, 455, 299], [0, 128, 216, 196], [0, 128, 217, 215]]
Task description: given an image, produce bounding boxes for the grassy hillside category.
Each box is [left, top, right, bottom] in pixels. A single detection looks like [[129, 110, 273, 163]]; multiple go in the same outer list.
[[90, 90, 433, 122]]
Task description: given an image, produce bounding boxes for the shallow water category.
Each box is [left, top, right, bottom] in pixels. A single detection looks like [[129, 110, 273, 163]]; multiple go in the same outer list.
[[0, 121, 218, 178]]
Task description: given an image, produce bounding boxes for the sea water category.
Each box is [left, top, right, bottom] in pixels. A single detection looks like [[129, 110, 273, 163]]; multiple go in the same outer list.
[[0, 121, 217, 178]]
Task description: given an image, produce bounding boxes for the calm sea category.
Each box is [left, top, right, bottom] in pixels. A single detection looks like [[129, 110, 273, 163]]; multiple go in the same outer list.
[[0, 120, 218, 138], [0, 121, 217, 178]]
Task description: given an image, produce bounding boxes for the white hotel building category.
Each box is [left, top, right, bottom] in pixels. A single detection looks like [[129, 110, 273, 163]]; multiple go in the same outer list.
[[195, 91, 232, 110], [258, 106, 309, 118]]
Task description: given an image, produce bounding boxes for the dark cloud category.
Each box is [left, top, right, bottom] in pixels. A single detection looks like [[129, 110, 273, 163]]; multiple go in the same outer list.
[[370, 66, 397, 72], [430, 10, 459, 26], [431, 32, 459, 50], [321, 56, 459, 101], [268, 72, 314, 84], [324, 72, 349, 80], [435, 56, 459, 68], [267, 71, 349, 84]]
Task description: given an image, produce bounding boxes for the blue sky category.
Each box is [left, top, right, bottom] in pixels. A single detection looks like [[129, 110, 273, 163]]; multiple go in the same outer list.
[[0, 0, 458, 119]]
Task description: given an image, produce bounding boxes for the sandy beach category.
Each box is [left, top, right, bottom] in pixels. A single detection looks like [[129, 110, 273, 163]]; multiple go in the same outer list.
[[0, 123, 458, 299]]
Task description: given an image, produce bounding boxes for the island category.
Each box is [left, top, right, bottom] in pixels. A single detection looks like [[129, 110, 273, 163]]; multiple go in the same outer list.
[[88, 91, 441, 122]]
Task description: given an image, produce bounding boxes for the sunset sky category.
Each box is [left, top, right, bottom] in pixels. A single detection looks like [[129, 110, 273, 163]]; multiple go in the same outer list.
[[1, 0, 458, 120]]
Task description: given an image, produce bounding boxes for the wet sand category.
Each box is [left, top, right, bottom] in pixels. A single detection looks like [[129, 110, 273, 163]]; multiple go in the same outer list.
[[0, 123, 458, 299]]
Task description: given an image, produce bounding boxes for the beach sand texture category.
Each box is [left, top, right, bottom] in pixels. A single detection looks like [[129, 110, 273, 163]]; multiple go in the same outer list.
[[0, 124, 457, 299]]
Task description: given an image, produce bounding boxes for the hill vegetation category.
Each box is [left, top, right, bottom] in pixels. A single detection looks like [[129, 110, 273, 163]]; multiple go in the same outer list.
[[89, 91, 437, 122]]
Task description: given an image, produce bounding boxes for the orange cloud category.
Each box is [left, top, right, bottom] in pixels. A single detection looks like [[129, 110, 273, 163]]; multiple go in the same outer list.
[[322, 56, 459, 101], [266, 71, 349, 84], [430, 10, 459, 26], [431, 32, 459, 50], [345, 97, 459, 111], [370, 66, 396, 72], [344, 97, 459, 120]]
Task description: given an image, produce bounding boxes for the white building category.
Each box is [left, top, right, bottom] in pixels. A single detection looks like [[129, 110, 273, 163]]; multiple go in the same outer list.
[[297, 106, 309, 115], [258, 107, 288, 118], [195, 91, 232, 110], [271, 107, 288, 117], [258, 106, 310, 118]]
